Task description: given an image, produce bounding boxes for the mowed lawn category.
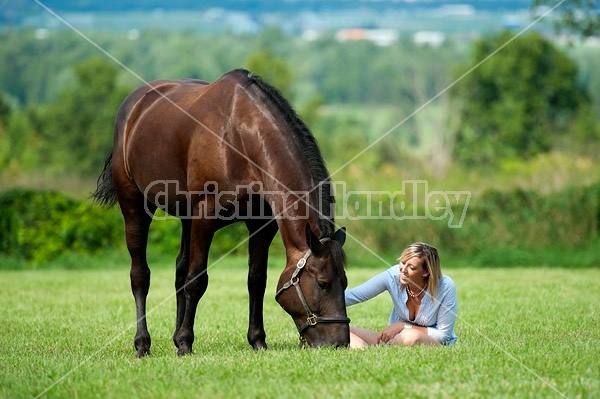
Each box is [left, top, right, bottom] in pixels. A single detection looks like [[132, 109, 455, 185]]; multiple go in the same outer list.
[[0, 258, 598, 399]]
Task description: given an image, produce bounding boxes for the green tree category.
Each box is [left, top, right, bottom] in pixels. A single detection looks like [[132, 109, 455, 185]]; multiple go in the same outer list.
[[0, 94, 10, 126], [452, 31, 590, 165], [0, 94, 10, 170], [0, 111, 40, 174], [0, 93, 43, 175], [245, 49, 325, 126], [245, 49, 293, 98], [32, 57, 130, 176], [532, 0, 600, 38]]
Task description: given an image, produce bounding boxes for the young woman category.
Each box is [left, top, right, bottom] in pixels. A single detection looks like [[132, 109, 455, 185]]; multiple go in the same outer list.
[[345, 242, 457, 348]]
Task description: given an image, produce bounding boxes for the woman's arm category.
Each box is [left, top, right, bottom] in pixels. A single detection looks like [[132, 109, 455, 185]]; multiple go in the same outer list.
[[426, 280, 458, 344], [345, 268, 393, 306]]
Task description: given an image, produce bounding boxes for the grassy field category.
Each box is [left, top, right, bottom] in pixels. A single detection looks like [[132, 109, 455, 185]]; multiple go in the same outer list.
[[0, 258, 598, 399]]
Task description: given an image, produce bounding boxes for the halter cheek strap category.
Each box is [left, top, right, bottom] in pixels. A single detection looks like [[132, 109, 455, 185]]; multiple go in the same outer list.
[[275, 238, 351, 344]]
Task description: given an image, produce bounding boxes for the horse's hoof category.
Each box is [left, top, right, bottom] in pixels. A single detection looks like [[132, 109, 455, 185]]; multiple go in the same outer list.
[[136, 348, 150, 358], [134, 334, 151, 358], [251, 341, 268, 350], [177, 344, 192, 356]]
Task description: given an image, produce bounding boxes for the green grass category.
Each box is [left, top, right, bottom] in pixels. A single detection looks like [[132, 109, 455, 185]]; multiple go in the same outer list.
[[0, 258, 598, 399]]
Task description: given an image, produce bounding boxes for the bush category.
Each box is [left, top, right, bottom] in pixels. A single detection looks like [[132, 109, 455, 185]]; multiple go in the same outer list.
[[147, 211, 251, 260], [342, 181, 600, 267], [0, 189, 123, 264], [0, 189, 255, 266], [1, 183, 598, 268]]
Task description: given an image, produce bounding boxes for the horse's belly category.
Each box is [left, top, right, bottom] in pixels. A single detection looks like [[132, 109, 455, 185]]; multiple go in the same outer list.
[[131, 143, 246, 218]]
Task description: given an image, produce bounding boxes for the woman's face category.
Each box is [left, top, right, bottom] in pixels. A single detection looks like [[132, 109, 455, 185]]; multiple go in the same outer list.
[[399, 256, 428, 287]]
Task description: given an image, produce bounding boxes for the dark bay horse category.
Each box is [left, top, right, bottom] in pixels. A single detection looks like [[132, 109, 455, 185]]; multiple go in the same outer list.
[[92, 69, 349, 356]]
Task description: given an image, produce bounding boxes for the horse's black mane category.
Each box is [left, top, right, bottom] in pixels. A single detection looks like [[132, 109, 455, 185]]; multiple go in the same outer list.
[[238, 68, 335, 237]]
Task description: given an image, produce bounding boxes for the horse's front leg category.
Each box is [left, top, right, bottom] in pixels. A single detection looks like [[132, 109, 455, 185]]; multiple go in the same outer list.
[[246, 217, 278, 350], [174, 216, 213, 356]]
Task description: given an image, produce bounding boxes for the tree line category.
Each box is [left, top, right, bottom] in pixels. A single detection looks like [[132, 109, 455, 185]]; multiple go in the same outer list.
[[1, 26, 600, 267], [1, 27, 599, 180]]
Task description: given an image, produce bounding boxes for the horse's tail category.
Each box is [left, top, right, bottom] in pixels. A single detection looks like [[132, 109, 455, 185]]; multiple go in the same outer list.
[[91, 152, 118, 207]]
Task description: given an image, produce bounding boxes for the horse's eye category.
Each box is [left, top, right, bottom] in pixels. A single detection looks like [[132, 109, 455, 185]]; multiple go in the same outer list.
[[317, 280, 328, 290]]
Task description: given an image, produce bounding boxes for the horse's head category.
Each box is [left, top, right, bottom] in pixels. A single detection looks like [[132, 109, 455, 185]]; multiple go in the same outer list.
[[276, 225, 350, 348]]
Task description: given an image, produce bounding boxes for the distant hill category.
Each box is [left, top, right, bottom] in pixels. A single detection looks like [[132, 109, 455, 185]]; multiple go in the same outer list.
[[11, 0, 533, 14], [2, 0, 535, 33]]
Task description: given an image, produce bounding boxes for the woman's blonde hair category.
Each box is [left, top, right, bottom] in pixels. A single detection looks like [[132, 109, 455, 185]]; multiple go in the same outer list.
[[398, 242, 442, 298]]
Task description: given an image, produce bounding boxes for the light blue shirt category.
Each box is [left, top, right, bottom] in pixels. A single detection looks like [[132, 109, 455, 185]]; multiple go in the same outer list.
[[345, 265, 458, 345]]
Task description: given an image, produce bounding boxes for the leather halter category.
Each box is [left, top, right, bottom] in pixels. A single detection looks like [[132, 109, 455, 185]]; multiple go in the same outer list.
[[275, 238, 351, 345]]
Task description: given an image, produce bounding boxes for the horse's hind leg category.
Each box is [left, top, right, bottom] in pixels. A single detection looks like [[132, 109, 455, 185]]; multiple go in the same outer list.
[[246, 217, 278, 350], [174, 217, 214, 356], [173, 218, 191, 348], [121, 195, 156, 358]]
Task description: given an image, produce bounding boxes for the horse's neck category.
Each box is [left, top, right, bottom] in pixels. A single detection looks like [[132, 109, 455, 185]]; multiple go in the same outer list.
[[263, 182, 319, 249], [258, 145, 325, 253], [234, 83, 326, 254]]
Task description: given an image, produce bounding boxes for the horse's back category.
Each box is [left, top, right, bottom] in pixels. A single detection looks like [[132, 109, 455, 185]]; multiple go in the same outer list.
[[116, 70, 252, 140], [116, 78, 210, 131], [113, 72, 255, 204]]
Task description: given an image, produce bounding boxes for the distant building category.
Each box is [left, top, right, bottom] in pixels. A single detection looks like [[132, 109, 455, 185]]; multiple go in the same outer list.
[[335, 28, 398, 46], [413, 31, 445, 47], [434, 5, 476, 17]]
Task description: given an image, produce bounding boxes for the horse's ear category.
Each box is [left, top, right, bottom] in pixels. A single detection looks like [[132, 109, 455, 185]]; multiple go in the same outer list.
[[305, 224, 325, 255], [333, 227, 346, 247]]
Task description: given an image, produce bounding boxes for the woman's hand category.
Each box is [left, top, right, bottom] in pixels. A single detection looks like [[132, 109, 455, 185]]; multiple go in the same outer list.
[[377, 322, 405, 344]]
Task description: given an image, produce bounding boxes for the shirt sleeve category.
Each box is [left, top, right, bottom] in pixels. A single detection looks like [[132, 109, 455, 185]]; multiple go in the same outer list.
[[345, 269, 392, 306], [426, 278, 458, 344]]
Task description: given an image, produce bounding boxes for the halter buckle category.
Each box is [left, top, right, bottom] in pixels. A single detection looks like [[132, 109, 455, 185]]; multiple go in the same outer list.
[[307, 314, 318, 326], [296, 257, 307, 268]]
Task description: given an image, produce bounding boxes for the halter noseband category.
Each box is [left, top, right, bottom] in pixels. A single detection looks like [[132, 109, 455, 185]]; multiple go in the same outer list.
[[275, 237, 351, 345]]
